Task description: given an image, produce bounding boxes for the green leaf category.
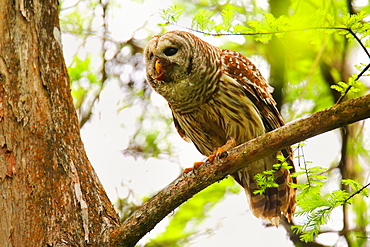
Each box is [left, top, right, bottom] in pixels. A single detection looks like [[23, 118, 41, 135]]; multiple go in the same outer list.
[[191, 9, 215, 31], [160, 5, 184, 25], [221, 8, 234, 31]]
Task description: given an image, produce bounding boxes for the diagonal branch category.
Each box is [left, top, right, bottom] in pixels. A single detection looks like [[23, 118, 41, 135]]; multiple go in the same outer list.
[[110, 94, 370, 247]]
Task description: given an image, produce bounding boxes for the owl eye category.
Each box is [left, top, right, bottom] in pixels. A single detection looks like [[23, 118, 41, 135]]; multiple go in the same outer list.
[[148, 52, 154, 60], [163, 47, 178, 56]]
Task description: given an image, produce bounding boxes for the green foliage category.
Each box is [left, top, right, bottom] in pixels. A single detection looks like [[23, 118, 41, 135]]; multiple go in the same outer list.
[[292, 164, 369, 242], [253, 155, 292, 195], [60, 0, 98, 36], [253, 171, 279, 195], [251, 149, 369, 243], [292, 189, 350, 242], [220, 8, 234, 31], [191, 9, 215, 31], [60, 0, 108, 127], [342, 11, 369, 31], [160, 5, 183, 25], [342, 179, 369, 197], [247, 14, 291, 42], [68, 56, 99, 110], [161, 3, 370, 55], [115, 195, 141, 223], [291, 165, 332, 242], [144, 177, 240, 247], [124, 110, 175, 159], [331, 73, 364, 96]]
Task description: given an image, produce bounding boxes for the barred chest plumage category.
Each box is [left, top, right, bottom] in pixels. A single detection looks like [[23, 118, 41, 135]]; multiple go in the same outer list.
[[171, 72, 265, 156]]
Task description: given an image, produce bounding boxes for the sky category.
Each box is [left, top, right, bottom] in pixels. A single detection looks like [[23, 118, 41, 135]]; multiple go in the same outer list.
[[60, 0, 369, 246]]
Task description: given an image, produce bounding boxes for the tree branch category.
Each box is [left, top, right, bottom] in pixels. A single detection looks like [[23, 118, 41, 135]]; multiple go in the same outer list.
[[110, 94, 370, 247]]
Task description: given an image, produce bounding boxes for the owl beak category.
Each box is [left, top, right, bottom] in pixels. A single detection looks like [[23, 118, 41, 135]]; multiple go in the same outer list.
[[153, 59, 170, 82], [155, 59, 163, 77]]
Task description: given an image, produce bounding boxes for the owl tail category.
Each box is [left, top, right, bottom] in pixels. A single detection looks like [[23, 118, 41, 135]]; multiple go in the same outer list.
[[232, 155, 296, 226]]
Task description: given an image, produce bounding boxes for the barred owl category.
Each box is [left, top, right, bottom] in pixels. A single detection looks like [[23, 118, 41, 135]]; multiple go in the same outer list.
[[144, 30, 296, 226]]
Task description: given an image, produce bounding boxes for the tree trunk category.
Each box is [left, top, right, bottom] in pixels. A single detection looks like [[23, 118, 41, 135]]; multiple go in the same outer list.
[[0, 1, 120, 246]]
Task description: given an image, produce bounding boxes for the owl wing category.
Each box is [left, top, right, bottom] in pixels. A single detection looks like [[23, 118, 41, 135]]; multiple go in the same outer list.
[[221, 49, 284, 132], [221, 48, 296, 164]]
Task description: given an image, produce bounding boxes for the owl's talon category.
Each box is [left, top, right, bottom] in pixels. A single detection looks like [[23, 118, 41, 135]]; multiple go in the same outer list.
[[183, 167, 193, 174], [183, 161, 204, 174], [193, 161, 204, 169], [207, 152, 217, 163], [207, 148, 223, 162], [219, 151, 228, 159], [207, 138, 236, 162]]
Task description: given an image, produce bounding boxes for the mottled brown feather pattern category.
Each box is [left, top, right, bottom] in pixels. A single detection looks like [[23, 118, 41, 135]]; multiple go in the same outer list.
[[144, 30, 296, 226]]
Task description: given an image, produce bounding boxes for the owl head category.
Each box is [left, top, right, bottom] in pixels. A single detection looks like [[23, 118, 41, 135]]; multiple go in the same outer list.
[[144, 30, 221, 111]]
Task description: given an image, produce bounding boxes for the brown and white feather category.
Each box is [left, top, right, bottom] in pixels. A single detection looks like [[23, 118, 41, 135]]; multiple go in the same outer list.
[[144, 30, 296, 225]]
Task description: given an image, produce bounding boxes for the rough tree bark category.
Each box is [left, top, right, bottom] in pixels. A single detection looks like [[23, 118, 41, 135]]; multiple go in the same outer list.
[[0, 1, 120, 246]]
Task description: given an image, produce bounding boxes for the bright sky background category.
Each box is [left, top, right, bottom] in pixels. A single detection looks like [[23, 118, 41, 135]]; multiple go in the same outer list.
[[60, 0, 369, 246]]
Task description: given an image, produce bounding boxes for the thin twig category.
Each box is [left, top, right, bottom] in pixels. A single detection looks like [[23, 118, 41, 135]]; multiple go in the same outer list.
[[347, 29, 370, 58], [176, 25, 351, 37], [343, 181, 370, 204], [335, 62, 370, 104]]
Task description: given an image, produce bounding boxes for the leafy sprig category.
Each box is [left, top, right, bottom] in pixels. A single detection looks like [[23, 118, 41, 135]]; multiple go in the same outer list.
[[253, 155, 292, 195], [292, 165, 370, 242], [160, 5, 183, 26]]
